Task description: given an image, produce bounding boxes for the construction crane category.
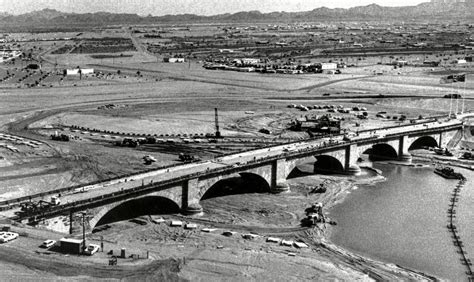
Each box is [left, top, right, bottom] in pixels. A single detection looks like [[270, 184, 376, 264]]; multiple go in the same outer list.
[[215, 108, 221, 138]]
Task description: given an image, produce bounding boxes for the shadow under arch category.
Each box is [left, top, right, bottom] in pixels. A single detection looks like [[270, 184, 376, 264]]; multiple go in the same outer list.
[[94, 196, 180, 228], [363, 143, 398, 161], [288, 155, 344, 177], [314, 155, 345, 174], [201, 172, 271, 201], [409, 136, 438, 150]]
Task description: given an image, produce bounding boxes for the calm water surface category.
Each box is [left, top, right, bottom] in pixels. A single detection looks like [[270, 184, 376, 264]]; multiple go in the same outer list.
[[329, 163, 474, 281]]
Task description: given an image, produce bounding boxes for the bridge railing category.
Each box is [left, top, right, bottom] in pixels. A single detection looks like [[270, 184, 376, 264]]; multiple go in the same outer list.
[[0, 116, 458, 209], [13, 121, 463, 220], [0, 159, 200, 209]]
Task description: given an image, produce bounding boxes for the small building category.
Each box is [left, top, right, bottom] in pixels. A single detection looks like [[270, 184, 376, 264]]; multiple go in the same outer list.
[[59, 238, 84, 254], [290, 115, 341, 134], [163, 57, 185, 63], [219, 49, 235, 53], [241, 58, 260, 65], [393, 60, 408, 66], [66, 69, 80, 75], [81, 69, 94, 75], [26, 63, 41, 70], [65, 68, 94, 75], [320, 63, 337, 70]]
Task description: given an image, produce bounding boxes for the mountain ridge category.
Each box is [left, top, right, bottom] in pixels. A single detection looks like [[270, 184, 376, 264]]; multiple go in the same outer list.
[[0, 2, 472, 30]]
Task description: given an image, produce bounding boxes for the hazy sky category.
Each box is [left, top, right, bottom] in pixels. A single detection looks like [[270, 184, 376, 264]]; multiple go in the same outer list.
[[0, 0, 428, 16]]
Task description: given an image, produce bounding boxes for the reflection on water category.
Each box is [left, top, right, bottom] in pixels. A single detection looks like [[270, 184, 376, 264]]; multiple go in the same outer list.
[[329, 163, 474, 280]]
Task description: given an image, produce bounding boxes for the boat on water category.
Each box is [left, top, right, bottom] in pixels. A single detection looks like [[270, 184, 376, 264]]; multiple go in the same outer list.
[[434, 166, 465, 180]]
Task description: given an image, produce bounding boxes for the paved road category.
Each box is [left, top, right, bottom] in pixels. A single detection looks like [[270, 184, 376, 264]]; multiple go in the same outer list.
[[0, 118, 462, 219]]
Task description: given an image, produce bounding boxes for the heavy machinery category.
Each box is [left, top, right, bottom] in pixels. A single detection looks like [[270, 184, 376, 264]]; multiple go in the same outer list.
[[178, 153, 197, 162], [51, 133, 70, 141], [19, 196, 61, 215], [143, 155, 157, 165], [302, 202, 325, 227], [121, 138, 139, 147]]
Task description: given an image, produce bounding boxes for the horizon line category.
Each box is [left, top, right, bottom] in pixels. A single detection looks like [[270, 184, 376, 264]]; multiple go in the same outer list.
[[0, 2, 430, 17]]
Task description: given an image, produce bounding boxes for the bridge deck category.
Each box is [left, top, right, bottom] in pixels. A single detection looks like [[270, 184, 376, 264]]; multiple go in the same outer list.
[[0, 118, 463, 221]]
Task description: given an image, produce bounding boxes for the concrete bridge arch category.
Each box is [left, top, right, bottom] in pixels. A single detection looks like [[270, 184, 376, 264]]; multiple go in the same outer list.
[[197, 171, 272, 201], [408, 135, 439, 150], [89, 189, 182, 231], [358, 140, 399, 161]]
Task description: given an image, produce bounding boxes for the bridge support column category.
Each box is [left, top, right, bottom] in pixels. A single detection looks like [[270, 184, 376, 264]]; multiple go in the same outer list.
[[271, 159, 290, 193], [345, 144, 361, 175], [398, 135, 412, 163], [181, 178, 203, 216]]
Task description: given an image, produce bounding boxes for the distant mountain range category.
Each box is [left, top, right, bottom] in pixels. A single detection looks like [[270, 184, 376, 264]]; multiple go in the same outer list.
[[0, 2, 473, 31]]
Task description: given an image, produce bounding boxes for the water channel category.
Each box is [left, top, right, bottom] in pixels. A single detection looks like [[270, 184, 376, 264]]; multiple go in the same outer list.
[[329, 162, 474, 281]]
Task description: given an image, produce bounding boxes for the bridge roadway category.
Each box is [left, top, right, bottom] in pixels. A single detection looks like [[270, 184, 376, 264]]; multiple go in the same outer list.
[[0, 118, 464, 221]]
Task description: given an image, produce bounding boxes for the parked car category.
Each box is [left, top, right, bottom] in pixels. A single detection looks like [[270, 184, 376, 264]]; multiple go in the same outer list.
[[0, 232, 19, 243], [84, 244, 100, 255], [41, 239, 56, 248]]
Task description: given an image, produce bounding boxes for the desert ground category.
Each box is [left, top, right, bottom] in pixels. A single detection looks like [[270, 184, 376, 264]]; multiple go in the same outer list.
[[0, 25, 473, 280]]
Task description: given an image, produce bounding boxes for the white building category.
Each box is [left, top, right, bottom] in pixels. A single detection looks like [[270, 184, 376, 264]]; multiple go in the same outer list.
[[241, 58, 260, 65], [320, 63, 338, 70], [163, 57, 185, 63], [66, 68, 94, 75]]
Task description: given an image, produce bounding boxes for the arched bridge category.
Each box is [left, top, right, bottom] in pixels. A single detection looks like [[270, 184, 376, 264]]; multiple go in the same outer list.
[[3, 118, 464, 233]]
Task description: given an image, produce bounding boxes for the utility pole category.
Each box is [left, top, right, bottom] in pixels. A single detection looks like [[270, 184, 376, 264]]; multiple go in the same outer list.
[[214, 108, 221, 138], [81, 212, 86, 253], [69, 210, 73, 234], [449, 94, 453, 118]]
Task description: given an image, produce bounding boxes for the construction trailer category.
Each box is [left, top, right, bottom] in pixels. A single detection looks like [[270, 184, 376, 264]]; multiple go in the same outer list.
[[59, 238, 85, 254]]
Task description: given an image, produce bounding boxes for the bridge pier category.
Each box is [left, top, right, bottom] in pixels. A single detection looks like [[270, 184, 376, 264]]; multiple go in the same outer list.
[[271, 182, 290, 193], [345, 164, 362, 175], [345, 144, 361, 175], [398, 152, 412, 162], [398, 136, 412, 163], [271, 159, 290, 193], [181, 178, 203, 216], [182, 203, 204, 216]]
